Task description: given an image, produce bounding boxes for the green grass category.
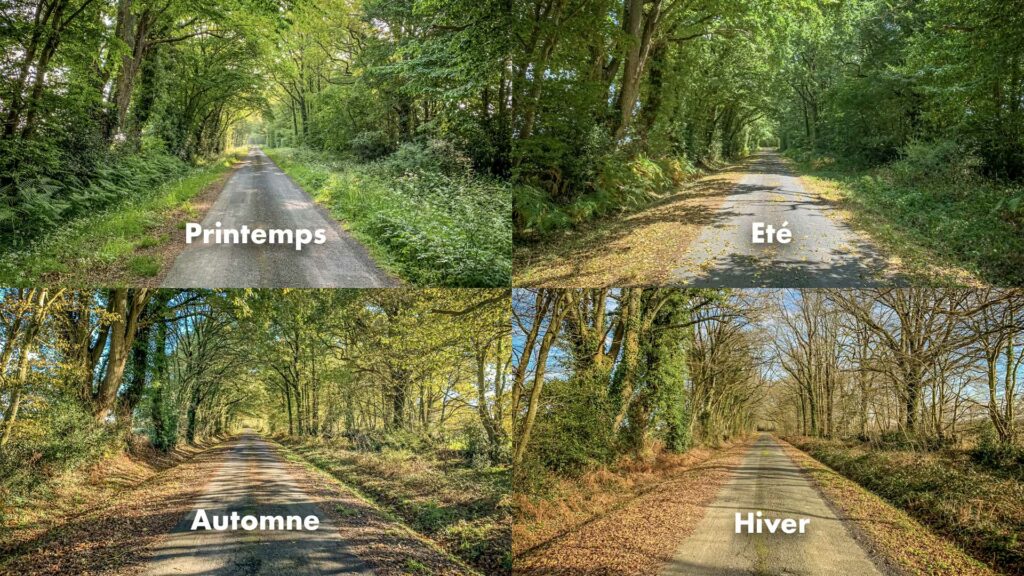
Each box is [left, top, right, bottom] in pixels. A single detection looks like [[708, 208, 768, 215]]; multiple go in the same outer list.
[[279, 437, 511, 575], [791, 437, 1024, 575], [788, 153, 1024, 285], [265, 147, 511, 287], [0, 156, 237, 284]]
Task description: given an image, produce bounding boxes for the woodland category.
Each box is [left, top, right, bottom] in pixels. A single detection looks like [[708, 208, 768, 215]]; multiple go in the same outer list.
[[513, 288, 1024, 574], [0, 0, 511, 286], [0, 288, 512, 572], [511, 0, 1024, 282]]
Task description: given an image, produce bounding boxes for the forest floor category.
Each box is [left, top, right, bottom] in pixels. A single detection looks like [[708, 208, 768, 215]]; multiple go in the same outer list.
[[513, 435, 1002, 576], [514, 150, 979, 287], [0, 435, 230, 575], [278, 436, 511, 575], [0, 432, 478, 576], [513, 162, 748, 286], [513, 441, 750, 574], [162, 147, 395, 288]]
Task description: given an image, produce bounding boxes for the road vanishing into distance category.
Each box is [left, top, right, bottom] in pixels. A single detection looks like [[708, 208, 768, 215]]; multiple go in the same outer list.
[[661, 434, 884, 576], [143, 431, 373, 576], [671, 150, 898, 287], [163, 147, 393, 288]]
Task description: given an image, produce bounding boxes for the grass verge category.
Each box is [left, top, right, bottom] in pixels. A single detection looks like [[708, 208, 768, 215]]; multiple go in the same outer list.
[[786, 437, 1020, 575], [265, 147, 512, 287], [787, 155, 1022, 285], [276, 436, 510, 575], [0, 154, 239, 285]]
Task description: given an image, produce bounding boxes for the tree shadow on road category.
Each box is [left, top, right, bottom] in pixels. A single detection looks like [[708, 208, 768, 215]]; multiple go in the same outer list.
[[514, 171, 745, 287]]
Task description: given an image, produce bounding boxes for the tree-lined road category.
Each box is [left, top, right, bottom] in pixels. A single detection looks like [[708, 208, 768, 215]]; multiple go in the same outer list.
[[163, 148, 394, 288], [143, 431, 373, 576], [661, 434, 884, 576]]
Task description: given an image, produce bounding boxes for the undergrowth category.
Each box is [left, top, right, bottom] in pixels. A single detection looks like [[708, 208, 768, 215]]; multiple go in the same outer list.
[[787, 139, 1024, 284], [0, 148, 189, 246], [513, 153, 701, 239], [792, 437, 1024, 575], [279, 436, 511, 574], [266, 143, 512, 287], [0, 154, 235, 284]]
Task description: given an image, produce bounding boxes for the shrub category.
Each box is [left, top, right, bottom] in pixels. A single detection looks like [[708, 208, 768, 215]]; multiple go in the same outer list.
[[349, 130, 394, 161], [512, 185, 570, 236], [971, 426, 1024, 478], [382, 139, 474, 178], [889, 139, 979, 186], [0, 397, 115, 509], [527, 378, 616, 478]]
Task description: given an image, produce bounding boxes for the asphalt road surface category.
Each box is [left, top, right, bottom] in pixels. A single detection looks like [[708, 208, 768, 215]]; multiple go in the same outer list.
[[163, 147, 393, 288], [143, 431, 373, 576], [661, 434, 885, 576], [671, 150, 897, 287]]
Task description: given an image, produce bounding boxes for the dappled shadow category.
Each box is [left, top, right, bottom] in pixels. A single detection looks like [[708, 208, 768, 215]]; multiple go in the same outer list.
[[674, 249, 895, 288], [1, 442, 236, 575], [670, 151, 905, 288], [514, 171, 745, 286], [143, 431, 372, 575]]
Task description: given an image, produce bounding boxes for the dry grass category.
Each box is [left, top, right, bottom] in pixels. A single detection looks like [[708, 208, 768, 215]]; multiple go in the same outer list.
[[780, 439, 1003, 576]]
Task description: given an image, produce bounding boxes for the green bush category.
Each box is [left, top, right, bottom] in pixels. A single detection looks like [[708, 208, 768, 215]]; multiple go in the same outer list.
[[512, 185, 571, 236], [889, 139, 979, 186], [971, 427, 1024, 479], [526, 378, 616, 478], [0, 397, 115, 510], [349, 130, 394, 161], [0, 146, 188, 247], [382, 140, 474, 178]]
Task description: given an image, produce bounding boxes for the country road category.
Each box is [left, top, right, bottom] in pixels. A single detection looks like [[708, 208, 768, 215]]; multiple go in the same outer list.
[[143, 431, 373, 576], [163, 147, 394, 288], [661, 434, 884, 576], [671, 150, 897, 287]]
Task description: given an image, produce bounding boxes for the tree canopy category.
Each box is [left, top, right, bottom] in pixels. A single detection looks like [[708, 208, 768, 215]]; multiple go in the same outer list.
[[511, 0, 1024, 234], [0, 0, 511, 245], [0, 288, 512, 494]]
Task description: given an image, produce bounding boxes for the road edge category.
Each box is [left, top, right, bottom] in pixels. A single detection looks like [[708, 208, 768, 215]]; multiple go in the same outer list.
[[777, 438, 998, 576], [265, 437, 482, 576]]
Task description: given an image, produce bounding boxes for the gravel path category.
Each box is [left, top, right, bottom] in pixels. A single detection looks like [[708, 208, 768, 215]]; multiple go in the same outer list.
[[163, 147, 394, 288]]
